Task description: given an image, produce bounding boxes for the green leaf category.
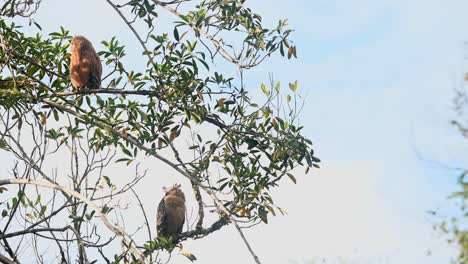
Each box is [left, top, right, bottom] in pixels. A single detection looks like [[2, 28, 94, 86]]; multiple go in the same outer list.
[[287, 173, 296, 184], [174, 27, 180, 41], [275, 81, 281, 91], [289, 80, 298, 92], [0, 138, 10, 151], [86, 210, 96, 221], [261, 83, 270, 96], [102, 205, 113, 214], [33, 21, 42, 31], [34, 195, 41, 206], [258, 206, 268, 224], [121, 147, 133, 157], [39, 205, 47, 217], [103, 176, 112, 187], [53, 109, 59, 121]]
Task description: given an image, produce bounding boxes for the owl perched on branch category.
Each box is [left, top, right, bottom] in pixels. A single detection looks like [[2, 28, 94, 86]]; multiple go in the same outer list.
[[70, 35, 102, 90], [157, 184, 186, 240]]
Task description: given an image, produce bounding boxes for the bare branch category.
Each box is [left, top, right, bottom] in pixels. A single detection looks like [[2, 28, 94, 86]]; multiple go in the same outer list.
[[169, 143, 204, 230], [1, 226, 69, 240], [233, 221, 261, 264], [105, 0, 150, 55], [0, 253, 16, 264], [0, 178, 146, 263], [40, 98, 263, 263], [130, 187, 152, 240], [176, 217, 228, 242]]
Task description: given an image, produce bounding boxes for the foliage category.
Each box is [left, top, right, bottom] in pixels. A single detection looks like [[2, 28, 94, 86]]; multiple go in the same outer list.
[[441, 85, 468, 263], [434, 84, 468, 264], [0, 0, 319, 263], [0, 0, 42, 18]]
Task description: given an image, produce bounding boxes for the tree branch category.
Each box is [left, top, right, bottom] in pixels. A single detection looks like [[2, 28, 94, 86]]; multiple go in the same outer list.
[[40, 98, 263, 263], [0, 226, 69, 240], [0, 178, 146, 263], [9, 50, 67, 80], [169, 142, 204, 230], [0, 233, 18, 264], [53, 88, 159, 97], [176, 217, 228, 242], [152, 0, 241, 67], [51, 88, 234, 131], [105, 0, 150, 55], [0, 253, 16, 264], [233, 221, 261, 264]]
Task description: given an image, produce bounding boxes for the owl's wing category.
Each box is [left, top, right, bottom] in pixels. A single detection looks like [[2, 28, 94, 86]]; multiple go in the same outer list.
[[87, 73, 101, 89], [83, 48, 101, 89], [95, 53, 103, 80], [87, 62, 101, 89], [156, 197, 167, 237], [177, 204, 185, 234]]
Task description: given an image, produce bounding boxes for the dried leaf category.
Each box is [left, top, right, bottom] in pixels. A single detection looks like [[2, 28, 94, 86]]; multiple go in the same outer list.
[[40, 113, 46, 125], [216, 98, 225, 108], [277, 207, 287, 215], [265, 205, 276, 216], [271, 119, 278, 127], [181, 251, 197, 262], [169, 129, 177, 142]]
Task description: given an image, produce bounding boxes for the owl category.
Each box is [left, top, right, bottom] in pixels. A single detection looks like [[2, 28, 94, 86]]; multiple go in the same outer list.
[[70, 35, 102, 90], [157, 184, 186, 240]]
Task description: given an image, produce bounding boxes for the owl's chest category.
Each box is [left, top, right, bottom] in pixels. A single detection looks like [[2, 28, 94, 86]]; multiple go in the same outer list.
[[164, 196, 185, 231]]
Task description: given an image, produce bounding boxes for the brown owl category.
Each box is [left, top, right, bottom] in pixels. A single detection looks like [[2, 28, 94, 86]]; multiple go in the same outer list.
[[157, 184, 186, 240], [70, 35, 102, 90]]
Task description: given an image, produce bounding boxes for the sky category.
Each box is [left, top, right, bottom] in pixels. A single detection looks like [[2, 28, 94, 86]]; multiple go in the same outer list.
[[2, 0, 468, 263]]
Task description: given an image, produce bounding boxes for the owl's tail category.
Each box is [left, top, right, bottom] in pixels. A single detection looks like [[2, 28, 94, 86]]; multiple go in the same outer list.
[[88, 74, 101, 90]]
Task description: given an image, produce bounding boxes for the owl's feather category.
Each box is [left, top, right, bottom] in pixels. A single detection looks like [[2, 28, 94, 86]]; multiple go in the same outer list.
[[156, 184, 186, 241], [70, 35, 102, 90]]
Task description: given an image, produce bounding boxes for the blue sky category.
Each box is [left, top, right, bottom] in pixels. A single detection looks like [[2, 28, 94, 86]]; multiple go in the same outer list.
[[5, 0, 468, 263]]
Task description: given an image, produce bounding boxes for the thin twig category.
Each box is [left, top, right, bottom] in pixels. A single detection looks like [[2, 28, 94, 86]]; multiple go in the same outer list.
[[0, 179, 146, 263], [176, 217, 228, 242], [40, 98, 262, 264], [130, 187, 152, 240], [152, 1, 241, 67], [105, 0, 150, 55], [169, 143, 204, 230], [0, 253, 16, 264], [233, 221, 261, 264]]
